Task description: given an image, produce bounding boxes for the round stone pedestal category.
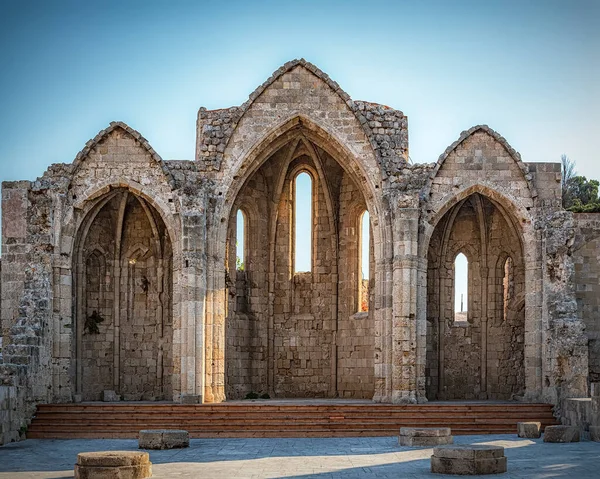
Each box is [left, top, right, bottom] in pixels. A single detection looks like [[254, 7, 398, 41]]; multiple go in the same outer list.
[[74, 451, 151, 479]]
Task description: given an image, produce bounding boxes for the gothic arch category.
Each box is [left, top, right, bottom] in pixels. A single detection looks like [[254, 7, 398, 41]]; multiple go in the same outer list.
[[208, 113, 392, 402], [422, 125, 534, 199], [70, 121, 175, 189], [72, 187, 177, 401]]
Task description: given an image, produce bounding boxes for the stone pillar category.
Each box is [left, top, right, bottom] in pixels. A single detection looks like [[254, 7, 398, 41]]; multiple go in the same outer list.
[[390, 207, 421, 403], [178, 210, 207, 404]]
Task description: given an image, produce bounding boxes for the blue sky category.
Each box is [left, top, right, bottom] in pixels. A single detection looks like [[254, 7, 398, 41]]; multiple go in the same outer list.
[[0, 1, 598, 215]]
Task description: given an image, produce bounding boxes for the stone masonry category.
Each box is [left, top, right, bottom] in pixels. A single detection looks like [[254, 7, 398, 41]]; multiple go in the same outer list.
[[1, 59, 597, 444]]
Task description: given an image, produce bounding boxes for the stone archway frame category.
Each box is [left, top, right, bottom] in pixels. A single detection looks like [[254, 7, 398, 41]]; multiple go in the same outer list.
[[69, 181, 183, 400], [204, 114, 395, 403], [421, 183, 542, 401]]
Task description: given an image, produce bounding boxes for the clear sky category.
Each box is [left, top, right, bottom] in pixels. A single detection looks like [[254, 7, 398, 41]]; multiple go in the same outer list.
[[0, 0, 598, 204]]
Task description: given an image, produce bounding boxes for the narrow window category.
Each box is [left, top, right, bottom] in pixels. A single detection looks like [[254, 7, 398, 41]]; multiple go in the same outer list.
[[236, 209, 245, 271], [454, 253, 468, 322], [503, 257, 514, 321], [358, 210, 370, 312], [294, 172, 312, 273]]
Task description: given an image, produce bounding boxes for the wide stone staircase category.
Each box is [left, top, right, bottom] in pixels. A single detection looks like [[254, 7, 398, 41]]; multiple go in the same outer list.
[[26, 401, 558, 439]]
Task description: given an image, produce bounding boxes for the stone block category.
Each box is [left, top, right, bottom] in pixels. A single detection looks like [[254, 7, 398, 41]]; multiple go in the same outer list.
[[431, 456, 507, 475], [517, 422, 541, 438], [103, 390, 120, 402], [399, 427, 453, 447], [543, 425, 580, 443], [589, 425, 600, 442], [433, 445, 505, 460], [590, 382, 600, 397], [400, 427, 451, 437], [400, 435, 453, 447], [75, 451, 151, 479], [139, 429, 189, 449], [431, 445, 506, 475]]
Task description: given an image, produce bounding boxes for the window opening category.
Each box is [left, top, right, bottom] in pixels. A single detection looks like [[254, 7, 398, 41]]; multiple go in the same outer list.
[[358, 210, 370, 312], [294, 172, 312, 273], [454, 253, 468, 322], [503, 256, 514, 321], [236, 209, 245, 271]]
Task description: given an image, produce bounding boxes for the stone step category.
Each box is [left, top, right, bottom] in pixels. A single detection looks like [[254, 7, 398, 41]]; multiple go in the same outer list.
[[27, 402, 558, 439]]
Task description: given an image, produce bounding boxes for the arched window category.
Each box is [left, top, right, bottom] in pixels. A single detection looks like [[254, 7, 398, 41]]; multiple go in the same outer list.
[[236, 209, 245, 271], [454, 253, 468, 322], [503, 256, 514, 321], [294, 172, 312, 273], [358, 210, 370, 312]]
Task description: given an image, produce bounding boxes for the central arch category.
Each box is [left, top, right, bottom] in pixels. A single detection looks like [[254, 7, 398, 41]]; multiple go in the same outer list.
[[206, 115, 392, 402]]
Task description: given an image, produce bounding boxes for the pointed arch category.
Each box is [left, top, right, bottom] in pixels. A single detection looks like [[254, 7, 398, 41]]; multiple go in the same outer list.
[[70, 121, 175, 189], [423, 125, 534, 200]]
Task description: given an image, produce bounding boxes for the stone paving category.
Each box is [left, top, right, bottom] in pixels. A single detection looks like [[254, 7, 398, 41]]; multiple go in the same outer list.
[[0, 434, 598, 478]]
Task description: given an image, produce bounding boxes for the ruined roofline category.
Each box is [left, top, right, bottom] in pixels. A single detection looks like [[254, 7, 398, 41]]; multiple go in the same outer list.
[[197, 58, 405, 116]]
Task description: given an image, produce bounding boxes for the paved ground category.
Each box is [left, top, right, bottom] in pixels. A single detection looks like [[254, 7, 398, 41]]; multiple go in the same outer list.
[[0, 434, 598, 478]]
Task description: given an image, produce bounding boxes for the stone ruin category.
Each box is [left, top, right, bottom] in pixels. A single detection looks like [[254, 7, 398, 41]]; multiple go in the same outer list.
[[1, 59, 599, 444]]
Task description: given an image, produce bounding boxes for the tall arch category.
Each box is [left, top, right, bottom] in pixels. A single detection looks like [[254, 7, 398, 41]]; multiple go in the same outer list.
[[425, 191, 528, 400], [73, 187, 175, 401], [213, 115, 390, 402]]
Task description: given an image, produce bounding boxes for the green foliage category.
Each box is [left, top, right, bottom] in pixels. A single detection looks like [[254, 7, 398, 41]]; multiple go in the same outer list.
[[561, 155, 600, 212], [236, 256, 244, 271], [244, 391, 259, 399], [84, 310, 104, 335], [260, 393, 270, 399]]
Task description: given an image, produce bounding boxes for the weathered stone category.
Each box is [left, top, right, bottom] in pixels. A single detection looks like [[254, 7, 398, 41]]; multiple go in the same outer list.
[[77, 451, 149, 467], [0, 58, 598, 445], [103, 390, 120, 402], [399, 427, 453, 446], [517, 422, 541, 438], [431, 445, 507, 475], [433, 445, 505, 460], [589, 425, 600, 442], [400, 427, 451, 437], [431, 456, 507, 475], [74, 464, 152, 479], [543, 425, 580, 443], [74, 451, 151, 479], [400, 435, 453, 447], [139, 430, 189, 449]]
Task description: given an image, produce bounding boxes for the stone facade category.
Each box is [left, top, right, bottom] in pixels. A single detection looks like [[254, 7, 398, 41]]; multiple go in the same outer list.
[[0, 59, 597, 444]]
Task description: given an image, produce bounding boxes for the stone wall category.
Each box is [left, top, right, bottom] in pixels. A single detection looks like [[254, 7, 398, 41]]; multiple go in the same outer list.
[[572, 213, 600, 383], [1, 59, 598, 445]]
